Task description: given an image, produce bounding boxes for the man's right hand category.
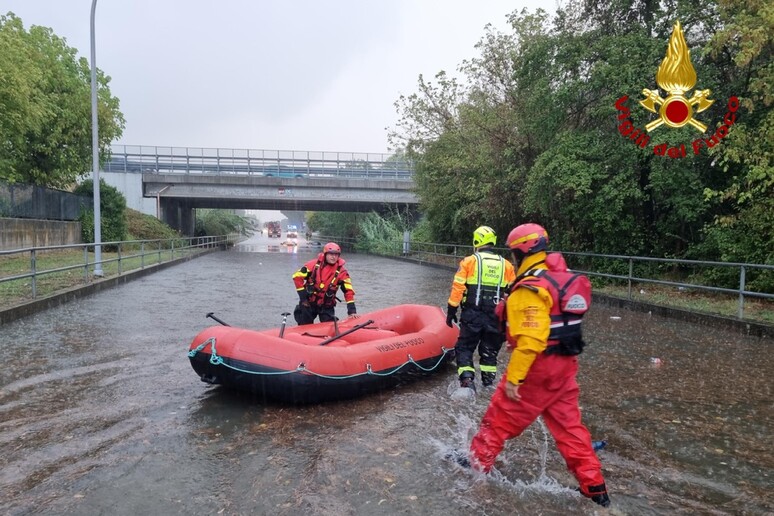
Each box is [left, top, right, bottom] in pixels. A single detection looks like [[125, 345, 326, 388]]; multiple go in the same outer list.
[[505, 382, 521, 401], [446, 304, 458, 327]]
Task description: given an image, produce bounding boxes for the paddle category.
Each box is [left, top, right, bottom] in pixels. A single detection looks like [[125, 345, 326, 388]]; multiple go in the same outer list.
[[206, 312, 231, 326], [319, 319, 374, 346]]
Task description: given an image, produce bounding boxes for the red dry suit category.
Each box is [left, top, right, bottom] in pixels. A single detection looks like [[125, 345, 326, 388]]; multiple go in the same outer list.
[[469, 251, 606, 499], [292, 253, 356, 313]]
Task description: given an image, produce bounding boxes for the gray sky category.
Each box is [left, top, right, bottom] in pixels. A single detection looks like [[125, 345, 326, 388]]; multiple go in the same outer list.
[[5, 1, 548, 155]]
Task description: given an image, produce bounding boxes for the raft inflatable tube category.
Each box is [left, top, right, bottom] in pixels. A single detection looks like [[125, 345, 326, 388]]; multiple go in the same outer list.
[[188, 304, 459, 404]]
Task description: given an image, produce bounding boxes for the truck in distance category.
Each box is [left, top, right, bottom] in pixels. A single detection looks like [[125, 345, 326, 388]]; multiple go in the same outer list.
[[266, 221, 281, 238]]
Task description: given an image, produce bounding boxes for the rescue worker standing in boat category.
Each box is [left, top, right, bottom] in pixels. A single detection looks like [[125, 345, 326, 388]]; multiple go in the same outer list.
[[292, 242, 358, 325], [446, 226, 516, 391], [467, 223, 610, 507]]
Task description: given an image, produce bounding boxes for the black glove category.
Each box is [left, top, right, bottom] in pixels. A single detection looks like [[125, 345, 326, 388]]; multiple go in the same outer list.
[[347, 302, 357, 316], [446, 304, 458, 327]]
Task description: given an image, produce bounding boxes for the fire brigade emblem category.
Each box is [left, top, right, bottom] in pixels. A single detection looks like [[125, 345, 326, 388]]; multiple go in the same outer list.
[[640, 21, 714, 132]]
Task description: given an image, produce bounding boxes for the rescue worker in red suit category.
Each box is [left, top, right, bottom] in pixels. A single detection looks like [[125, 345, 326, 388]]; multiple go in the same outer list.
[[446, 226, 516, 390], [292, 242, 358, 325], [468, 223, 610, 507]]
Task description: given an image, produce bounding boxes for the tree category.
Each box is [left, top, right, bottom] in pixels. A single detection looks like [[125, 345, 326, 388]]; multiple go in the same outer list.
[[390, 1, 771, 264], [700, 0, 773, 269], [0, 13, 125, 188], [307, 212, 362, 240], [195, 210, 251, 237]]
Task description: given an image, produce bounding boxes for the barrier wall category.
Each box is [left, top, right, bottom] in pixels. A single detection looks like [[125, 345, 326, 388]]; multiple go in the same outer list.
[[0, 218, 81, 251]]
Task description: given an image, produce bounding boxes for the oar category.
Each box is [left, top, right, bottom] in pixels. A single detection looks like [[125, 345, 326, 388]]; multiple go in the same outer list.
[[278, 312, 291, 338], [206, 312, 231, 326], [319, 319, 374, 346]]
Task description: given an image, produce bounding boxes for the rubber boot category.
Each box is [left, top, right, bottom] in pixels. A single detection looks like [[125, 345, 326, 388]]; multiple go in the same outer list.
[[459, 373, 476, 392], [481, 372, 496, 387], [581, 483, 610, 507]]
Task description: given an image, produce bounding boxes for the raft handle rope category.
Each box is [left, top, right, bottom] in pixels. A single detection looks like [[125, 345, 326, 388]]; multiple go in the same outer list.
[[188, 340, 455, 379]]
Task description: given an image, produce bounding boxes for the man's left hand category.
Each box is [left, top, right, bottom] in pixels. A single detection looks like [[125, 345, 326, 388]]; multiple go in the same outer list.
[[348, 313, 360, 319], [505, 382, 521, 401]]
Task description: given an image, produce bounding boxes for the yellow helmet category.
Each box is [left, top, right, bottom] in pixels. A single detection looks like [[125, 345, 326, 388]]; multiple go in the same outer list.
[[473, 226, 497, 248]]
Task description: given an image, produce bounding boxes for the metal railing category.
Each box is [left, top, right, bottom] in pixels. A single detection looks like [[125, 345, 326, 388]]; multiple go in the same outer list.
[[322, 235, 774, 321], [105, 145, 415, 180], [0, 235, 238, 307]]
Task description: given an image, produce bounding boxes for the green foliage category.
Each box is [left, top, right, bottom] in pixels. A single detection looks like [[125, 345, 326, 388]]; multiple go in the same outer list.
[[524, 131, 646, 254], [389, 1, 772, 265], [355, 213, 403, 253], [701, 0, 774, 271], [0, 12, 124, 188], [126, 208, 180, 240], [75, 179, 128, 247], [195, 209, 251, 237], [307, 212, 362, 240]]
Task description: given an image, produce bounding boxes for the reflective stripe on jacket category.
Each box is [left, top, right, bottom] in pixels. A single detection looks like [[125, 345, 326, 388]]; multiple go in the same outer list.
[[292, 254, 355, 307], [448, 250, 516, 310]]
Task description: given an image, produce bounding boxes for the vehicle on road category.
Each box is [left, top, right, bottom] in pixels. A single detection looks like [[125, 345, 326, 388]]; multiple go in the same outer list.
[[267, 221, 281, 238]]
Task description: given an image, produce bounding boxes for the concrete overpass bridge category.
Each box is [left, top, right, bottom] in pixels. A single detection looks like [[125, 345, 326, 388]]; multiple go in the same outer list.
[[103, 145, 418, 234]]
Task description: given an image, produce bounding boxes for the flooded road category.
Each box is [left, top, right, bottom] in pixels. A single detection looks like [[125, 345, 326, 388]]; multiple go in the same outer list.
[[1, 234, 771, 515]]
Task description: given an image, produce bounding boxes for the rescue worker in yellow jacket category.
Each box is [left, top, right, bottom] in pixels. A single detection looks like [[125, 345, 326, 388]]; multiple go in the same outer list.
[[446, 226, 516, 391], [468, 223, 610, 507]]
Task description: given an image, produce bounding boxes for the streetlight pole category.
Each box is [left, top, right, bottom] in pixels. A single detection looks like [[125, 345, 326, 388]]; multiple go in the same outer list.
[[90, 0, 103, 276]]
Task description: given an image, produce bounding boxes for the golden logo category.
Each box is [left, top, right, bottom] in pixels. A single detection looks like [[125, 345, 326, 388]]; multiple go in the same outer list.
[[640, 21, 714, 132]]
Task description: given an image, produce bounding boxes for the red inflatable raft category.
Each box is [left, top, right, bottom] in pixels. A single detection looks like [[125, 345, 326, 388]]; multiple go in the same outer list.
[[188, 304, 459, 404]]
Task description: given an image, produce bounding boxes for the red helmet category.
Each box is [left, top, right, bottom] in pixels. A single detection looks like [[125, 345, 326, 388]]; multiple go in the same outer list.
[[323, 242, 341, 254], [507, 223, 548, 256]]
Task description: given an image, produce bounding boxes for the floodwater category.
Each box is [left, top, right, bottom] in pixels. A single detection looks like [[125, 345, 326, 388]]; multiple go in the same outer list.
[[1, 234, 771, 515]]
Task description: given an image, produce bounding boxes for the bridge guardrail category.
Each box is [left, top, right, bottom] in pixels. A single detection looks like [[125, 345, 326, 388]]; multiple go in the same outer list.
[[321, 235, 774, 321], [106, 145, 415, 180]]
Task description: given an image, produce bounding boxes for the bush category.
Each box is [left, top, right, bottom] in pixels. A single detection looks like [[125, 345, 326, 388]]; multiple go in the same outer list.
[[75, 179, 128, 248], [126, 208, 180, 240]]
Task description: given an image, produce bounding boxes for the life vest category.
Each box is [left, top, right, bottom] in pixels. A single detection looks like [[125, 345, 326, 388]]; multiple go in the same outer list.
[[495, 253, 591, 355], [305, 258, 343, 308], [462, 251, 508, 309]]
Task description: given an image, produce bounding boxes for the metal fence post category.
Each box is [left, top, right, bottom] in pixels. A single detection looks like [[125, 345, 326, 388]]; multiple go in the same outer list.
[[117, 243, 122, 275], [141, 242, 145, 269], [738, 265, 746, 319], [628, 258, 633, 300], [83, 246, 89, 282], [31, 249, 37, 299]]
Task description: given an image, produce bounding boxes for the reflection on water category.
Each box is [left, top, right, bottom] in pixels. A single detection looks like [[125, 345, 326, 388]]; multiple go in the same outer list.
[[235, 232, 324, 255], [1, 236, 772, 515]]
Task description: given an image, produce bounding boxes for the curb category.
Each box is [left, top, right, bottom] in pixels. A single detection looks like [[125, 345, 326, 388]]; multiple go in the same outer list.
[[592, 293, 773, 339]]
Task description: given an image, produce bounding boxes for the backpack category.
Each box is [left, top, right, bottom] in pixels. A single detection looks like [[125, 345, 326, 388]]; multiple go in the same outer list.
[[495, 253, 591, 355]]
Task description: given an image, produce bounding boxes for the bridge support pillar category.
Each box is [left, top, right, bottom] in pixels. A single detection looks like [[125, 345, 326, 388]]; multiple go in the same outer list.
[[158, 198, 195, 236]]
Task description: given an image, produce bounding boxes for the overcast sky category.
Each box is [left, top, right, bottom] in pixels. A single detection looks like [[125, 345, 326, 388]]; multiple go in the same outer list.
[[6, 1, 550, 155]]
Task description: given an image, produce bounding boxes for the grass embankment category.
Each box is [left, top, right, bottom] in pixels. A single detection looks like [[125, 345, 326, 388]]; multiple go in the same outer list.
[[594, 285, 774, 324], [0, 209, 200, 310]]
